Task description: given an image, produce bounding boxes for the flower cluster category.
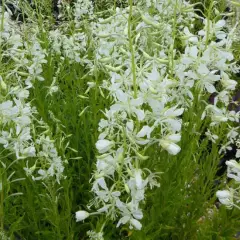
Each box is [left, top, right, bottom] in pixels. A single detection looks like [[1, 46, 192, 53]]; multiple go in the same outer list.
[[0, 230, 10, 240], [217, 137, 240, 210], [87, 230, 104, 240], [79, 0, 213, 233], [0, 7, 65, 183], [74, 0, 94, 27], [49, 30, 88, 64]]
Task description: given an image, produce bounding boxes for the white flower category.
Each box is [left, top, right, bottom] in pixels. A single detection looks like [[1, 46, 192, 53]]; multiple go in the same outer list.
[[221, 71, 237, 90], [110, 90, 145, 121], [22, 146, 36, 157], [226, 160, 240, 182], [146, 170, 161, 189], [204, 105, 229, 125], [92, 177, 108, 192], [116, 200, 143, 230], [236, 149, 240, 159], [159, 134, 181, 155], [117, 215, 131, 227], [196, 64, 220, 93], [16, 89, 29, 99], [216, 189, 234, 208], [167, 134, 181, 142], [75, 210, 90, 222], [130, 218, 142, 230], [96, 154, 117, 176], [160, 140, 181, 155], [96, 139, 114, 153], [198, 19, 227, 40], [205, 129, 219, 143], [134, 169, 145, 190], [136, 126, 153, 138], [163, 107, 184, 118], [183, 27, 198, 44]]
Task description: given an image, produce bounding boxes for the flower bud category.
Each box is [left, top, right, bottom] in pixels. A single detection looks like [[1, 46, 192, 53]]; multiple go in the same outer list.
[[212, 115, 228, 122], [75, 210, 90, 222], [117, 152, 124, 163], [124, 184, 130, 193], [105, 65, 122, 72], [136, 151, 149, 161], [99, 16, 114, 24], [98, 57, 112, 63], [0, 78, 7, 91], [141, 14, 161, 28]]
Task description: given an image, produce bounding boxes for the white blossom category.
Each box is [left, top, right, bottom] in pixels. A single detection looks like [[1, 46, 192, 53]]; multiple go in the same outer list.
[[76, 210, 90, 222]]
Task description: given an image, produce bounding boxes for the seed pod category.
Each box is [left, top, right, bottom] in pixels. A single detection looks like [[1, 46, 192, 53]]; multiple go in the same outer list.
[[98, 57, 112, 63], [124, 184, 130, 193], [17, 71, 29, 77], [156, 58, 169, 64], [79, 106, 89, 117], [105, 65, 122, 72], [99, 16, 114, 24], [78, 95, 89, 99], [97, 153, 111, 159], [141, 14, 161, 28], [136, 151, 149, 160], [99, 87, 105, 98], [117, 152, 124, 163], [142, 50, 153, 60], [96, 33, 111, 38], [119, 47, 129, 55]]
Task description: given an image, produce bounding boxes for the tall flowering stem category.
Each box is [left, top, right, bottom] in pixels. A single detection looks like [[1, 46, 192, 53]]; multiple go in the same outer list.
[[128, 0, 137, 99]]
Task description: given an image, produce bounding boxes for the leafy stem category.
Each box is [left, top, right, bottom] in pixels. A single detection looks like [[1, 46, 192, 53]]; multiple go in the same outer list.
[[128, 0, 137, 99]]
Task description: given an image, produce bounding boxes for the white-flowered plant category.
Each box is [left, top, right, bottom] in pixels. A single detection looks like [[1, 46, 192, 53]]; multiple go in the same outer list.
[[72, 0, 240, 236], [0, 6, 66, 183]]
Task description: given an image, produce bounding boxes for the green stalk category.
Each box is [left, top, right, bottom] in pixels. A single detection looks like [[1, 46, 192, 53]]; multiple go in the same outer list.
[[128, 0, 137, 99], [0, 0, 5, 63], [170, 0, 178, 77], [205, 0, 214, 48], [0, 172, 4, 231]]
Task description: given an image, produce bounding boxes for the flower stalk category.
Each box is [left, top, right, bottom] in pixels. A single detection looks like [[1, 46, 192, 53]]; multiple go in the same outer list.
[[128, 0, 137, 99]]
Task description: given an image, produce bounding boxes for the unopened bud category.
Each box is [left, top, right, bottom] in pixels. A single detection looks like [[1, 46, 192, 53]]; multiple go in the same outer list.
[[105, 65, 122, 72], [75, 210, 90, 222], [0, 77, 7, 91], [136, 151, 149, 160], [124, 184, 130, 193], [117, 152, 124, 163]]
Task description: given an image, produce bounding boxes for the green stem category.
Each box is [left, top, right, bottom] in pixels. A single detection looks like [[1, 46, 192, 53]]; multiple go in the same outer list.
[[0, 0, 5, 64], [170, 0, 178, 77], [117, 127, 127, 188], [205, 0, 214, 48], [128, 0, 137, 99], [0, 173, 4, 231]]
